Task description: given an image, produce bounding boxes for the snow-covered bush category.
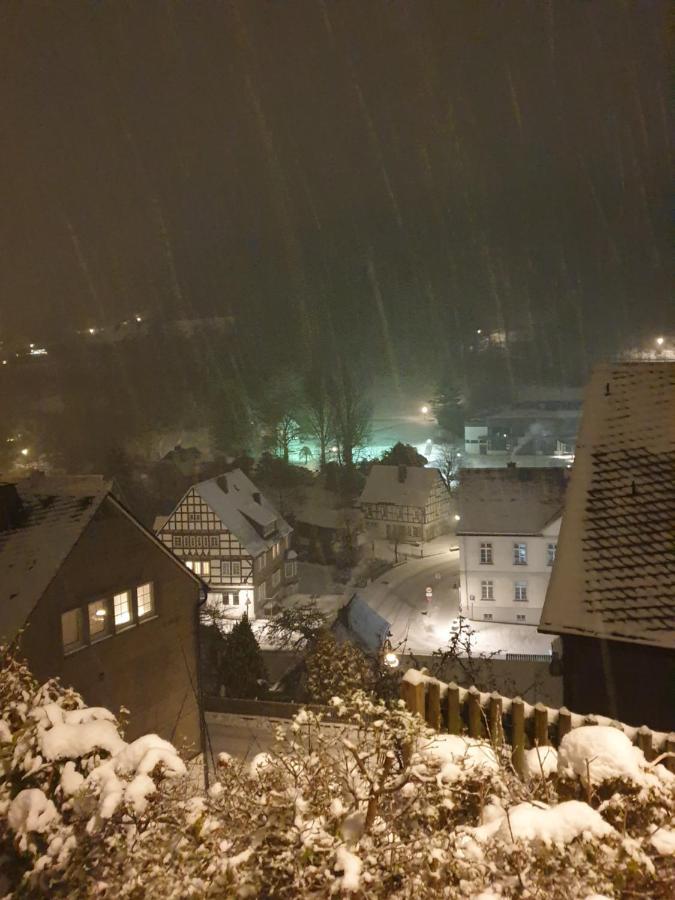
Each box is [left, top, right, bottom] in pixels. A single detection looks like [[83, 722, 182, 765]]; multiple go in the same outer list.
[[1, 645, 674, 897]]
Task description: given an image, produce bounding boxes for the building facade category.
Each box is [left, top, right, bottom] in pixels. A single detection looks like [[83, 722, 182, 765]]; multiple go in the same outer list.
[[155, 469, 296, 620], [0, 476, 203, 752], [459, 523, 561, 625], [359, 465, 450, 542], [457, 467, 567, 626]]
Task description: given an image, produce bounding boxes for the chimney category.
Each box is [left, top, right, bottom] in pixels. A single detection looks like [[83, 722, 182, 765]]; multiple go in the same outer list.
[[253, 491, 262, 504], [0, 483, 23, 531], [397, 465, 407, 484]]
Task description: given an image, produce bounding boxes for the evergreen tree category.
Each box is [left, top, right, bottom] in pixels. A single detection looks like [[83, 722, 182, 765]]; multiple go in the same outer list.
[[218, 615, 267, 699], [305, 630, 371, 704]]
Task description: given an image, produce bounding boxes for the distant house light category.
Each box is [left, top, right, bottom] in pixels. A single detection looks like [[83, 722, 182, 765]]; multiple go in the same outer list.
[[135, 315, 143, 323], [454, 514, 461, 521], [20, 448, 29, 456], [88, 327, 96, 335], [656, 336, 665, 347]]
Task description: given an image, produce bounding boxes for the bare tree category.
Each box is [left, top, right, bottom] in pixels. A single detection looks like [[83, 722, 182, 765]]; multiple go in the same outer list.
[[436, 442, 462, 487], [302, 369, 333, 468], [329, 365, 372, 467]]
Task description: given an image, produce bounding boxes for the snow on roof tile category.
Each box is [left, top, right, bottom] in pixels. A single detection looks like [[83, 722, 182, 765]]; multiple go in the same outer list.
[[540, 363, 675, 649], [457, 467, 567, 535], [0, 475, 111, 641], [192, 469, 291, 557], [359, 465, 441, 508]]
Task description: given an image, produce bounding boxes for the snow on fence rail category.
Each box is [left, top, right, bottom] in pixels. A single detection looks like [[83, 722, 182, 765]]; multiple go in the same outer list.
[[400, 669, 675, 778]]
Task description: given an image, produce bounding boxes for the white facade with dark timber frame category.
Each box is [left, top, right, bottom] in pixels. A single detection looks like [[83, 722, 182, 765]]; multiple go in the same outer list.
[[155, 469, 296, 620]]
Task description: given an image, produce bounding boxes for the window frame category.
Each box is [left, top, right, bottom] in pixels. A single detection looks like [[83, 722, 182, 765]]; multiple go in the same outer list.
[[479, 542, 493, 565], [87, 598, 112, 643], [61, 608, 86, 654], [231, 561, 241, 578], [113, 589, 134, 631], [513, 542, 528, 566], [514, 581, 528, 602], [547, 542, 557, 566], [480, 579, 494, 601], [136, 582, 155, 621]]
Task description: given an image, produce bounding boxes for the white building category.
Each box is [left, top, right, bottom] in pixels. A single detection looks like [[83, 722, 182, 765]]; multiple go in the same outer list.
[[457, 467, 567, 625], [154, 469, 296, 620]]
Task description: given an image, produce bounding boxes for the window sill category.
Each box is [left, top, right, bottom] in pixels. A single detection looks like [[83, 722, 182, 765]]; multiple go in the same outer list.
[[63, 643, 87, 657], [90, 633, 113, 645], [139, 614, 159, 625], [114, 622, 136, 634]]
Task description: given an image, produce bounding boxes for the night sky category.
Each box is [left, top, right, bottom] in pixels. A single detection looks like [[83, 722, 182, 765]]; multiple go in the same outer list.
[[1, 0, 671, 375]]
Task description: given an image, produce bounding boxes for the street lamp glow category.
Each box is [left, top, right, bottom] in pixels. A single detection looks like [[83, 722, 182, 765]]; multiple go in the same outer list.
[[20, 448, 29, 457], [331, 446, 338, 453], [656, 336, 664, 347], [135, 315, 143, 323], [383, 651, 399, 669], [454, 514, 461, 521], [420, 405, 429, 415], [88, 327, 96, 335]]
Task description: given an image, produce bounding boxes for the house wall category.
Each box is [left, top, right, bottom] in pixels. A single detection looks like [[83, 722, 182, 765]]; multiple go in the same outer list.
[[459, 522, 560, 625], [561, 635, 675, 731], [362, 474, 451, 542], [157, 487, 293, 619], [20, 499, 202, 753]]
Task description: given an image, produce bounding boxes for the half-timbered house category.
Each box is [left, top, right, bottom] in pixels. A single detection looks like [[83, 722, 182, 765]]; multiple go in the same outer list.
[[359, 465, 450, 542], [155, 469, 296, 620]]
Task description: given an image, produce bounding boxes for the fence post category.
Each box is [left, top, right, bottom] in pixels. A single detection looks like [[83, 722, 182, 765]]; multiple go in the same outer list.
[[534, 703, 548, 746], [447, 682, 461, 735], [488, 692, 503, 748], [667, 734, 675, 775], [467, 686, 482, 738], [511, 697, 526, 778], [637, 725, 653, 762], [401, 680, 425, 718], [557, 707, 572, 745], [427, 681, 441, 731]]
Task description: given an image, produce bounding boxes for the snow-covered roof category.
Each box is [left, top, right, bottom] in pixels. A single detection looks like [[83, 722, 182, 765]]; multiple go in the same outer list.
[[191, 469, 292, 557], [332, 594, 391, 652], [457, 467, 567, 535], [540, 363, 675, 649], [359, 465, 441, 509], [0, 475, 111, 641], [296, 479, 362, 531]]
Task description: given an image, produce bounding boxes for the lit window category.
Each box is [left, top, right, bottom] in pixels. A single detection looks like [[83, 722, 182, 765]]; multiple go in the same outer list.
[[513, 543, 527, 565], [137, 583, 155, 619], [272, 542, 279, 559], [88, 600, 110, 641], [114, 591, 133, 628], [480, 580, 494, 600], [480, 542, 493, 564], [187, 560, 210, 577], [62, 609, 85, 652], [515, 581, 528, 601], [547, 543, 557, 566], [232, 561, 241, 577], [185, 560, 194, 570]]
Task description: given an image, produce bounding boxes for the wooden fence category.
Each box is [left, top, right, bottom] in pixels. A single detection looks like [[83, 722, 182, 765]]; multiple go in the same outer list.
[[399, 673, 675, 777]]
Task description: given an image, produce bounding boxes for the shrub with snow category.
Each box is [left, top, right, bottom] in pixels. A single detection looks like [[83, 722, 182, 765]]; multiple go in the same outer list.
[[1, 645, 674, 898]]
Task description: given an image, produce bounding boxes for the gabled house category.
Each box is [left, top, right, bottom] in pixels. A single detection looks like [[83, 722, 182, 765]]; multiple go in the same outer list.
[[457, 466, 567, 625], [155, 469, 297, 620], [359, 465, 450, 542], [294, 476, 364, 564], [539, 363, 675, 730], [0, 474, 203, 750]]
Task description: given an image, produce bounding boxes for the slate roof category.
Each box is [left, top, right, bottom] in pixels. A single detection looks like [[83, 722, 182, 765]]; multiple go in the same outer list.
[[0, 475, 111, 641], [360, 465, 441, 509], [457, 467, 567, 535], [540, 363, 675, 649], [177, 469, 292, 557]]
